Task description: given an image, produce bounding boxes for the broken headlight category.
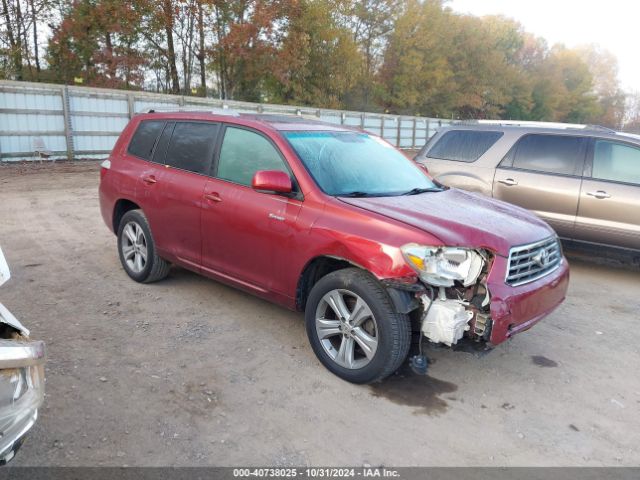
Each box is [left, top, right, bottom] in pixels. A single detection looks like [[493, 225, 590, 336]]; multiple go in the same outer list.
[[401, 244, 485, 287]]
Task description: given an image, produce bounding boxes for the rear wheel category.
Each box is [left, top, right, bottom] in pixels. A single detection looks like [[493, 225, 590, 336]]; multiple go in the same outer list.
[[305, 268, 411, 384], [117, 209, 170, 283]]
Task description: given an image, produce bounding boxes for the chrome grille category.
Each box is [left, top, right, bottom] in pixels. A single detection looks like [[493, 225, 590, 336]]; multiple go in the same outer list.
[[506, 236, 562, 286]]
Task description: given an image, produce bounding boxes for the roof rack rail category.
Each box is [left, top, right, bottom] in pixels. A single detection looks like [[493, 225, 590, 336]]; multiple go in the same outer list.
[[584, 124, 617, 133], [472, 120, 589, 130], [459, 120, 619, 133], [616, 131, 640, 140], [138, 106, 240, 116]]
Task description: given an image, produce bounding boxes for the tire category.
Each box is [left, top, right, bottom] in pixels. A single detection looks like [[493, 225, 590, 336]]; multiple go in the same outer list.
[[305, 268, 411, 384], [117, 209, 170, 283]]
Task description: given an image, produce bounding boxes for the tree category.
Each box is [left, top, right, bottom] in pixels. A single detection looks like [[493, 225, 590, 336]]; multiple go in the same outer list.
[[46, 0, 146, 88], [203, 0, 294, 101], [195, 0, 208, 95], [575, 45, 626, 128], [444, 14, 529, 119], [0, 0, 49, 80], [379, 0, 453, 115], [1, 0, 23, 79], [379, 4, 528, 118], [336, 0, 398, 110], [622, 91, 640, 134], [268, 0, 361, 108], [137, 0, 181, 93], [528, 46, 599, 123], [3, 0, 633, 127]]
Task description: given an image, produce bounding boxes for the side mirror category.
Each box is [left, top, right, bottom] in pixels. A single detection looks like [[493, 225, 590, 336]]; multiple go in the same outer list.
[[251, 170, 293, 194]]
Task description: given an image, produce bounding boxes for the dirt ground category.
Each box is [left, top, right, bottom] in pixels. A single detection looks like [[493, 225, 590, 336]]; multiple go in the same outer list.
[[0, 161, 638, 467]]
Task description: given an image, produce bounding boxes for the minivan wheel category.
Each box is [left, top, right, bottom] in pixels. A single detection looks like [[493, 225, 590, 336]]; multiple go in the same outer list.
[[117, 209, 170, 283], [305, 268, 411, 384]]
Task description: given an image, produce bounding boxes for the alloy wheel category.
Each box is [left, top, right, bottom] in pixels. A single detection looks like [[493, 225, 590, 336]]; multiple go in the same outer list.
[[315, 289, 379, 369], [121, 221, 148, 273]]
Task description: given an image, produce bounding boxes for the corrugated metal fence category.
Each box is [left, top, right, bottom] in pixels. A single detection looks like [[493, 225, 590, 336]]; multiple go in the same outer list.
[[0, 79, 453, 161]]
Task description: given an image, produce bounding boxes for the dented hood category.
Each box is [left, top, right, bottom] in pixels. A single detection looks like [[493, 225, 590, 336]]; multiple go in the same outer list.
[[339, 188, 554, 257]]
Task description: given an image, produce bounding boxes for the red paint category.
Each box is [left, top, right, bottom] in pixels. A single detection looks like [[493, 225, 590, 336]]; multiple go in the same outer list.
[[99, 112, 570, 345], [486, 255, 570, 344]]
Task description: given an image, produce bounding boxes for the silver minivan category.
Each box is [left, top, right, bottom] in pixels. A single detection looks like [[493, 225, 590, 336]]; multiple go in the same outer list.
[[415, 123, 640, 252]]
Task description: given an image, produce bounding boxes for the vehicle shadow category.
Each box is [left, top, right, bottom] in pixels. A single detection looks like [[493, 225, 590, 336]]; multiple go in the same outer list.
[[562, 241, 640, 272]]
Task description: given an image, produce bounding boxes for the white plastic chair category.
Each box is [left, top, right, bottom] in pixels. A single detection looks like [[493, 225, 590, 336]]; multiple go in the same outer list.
[[33, 137, 53, 163]]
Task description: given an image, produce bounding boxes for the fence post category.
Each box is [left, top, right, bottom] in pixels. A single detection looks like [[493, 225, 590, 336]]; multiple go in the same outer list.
[[412, 118, 417, 149], [426, 119, 431, 141], [396, 116, 402, 148], [61, 85, 74, 161], [127, 93, 135, 118]]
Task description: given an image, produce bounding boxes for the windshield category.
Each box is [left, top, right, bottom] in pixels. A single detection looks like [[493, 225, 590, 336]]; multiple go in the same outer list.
[[283, 131, 439, 196]]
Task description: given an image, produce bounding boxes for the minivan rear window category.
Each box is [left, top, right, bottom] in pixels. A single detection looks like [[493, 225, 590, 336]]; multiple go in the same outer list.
[[427, 130, 503, 162], [127, 121, 165, 160]]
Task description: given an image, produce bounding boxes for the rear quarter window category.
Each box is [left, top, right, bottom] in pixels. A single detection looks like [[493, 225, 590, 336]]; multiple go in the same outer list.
[[427, 130, 503, 162], [127, 120, 165, 160]]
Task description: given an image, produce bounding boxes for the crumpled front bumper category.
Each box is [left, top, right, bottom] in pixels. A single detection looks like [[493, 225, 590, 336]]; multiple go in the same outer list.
[[487, 255, 570, 345], [0, 335, 45, 465]]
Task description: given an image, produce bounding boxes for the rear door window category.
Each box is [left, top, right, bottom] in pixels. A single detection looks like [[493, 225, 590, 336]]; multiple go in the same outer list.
[[507, 134, 587, 175], [165, 122, 219, 175], [127, 120, 165, 160], [427, 130, 503, 162], [592, 139, 640, 185]]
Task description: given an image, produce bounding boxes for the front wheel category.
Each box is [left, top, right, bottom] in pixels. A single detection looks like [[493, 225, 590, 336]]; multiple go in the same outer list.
[[305, 268, 411, 384]]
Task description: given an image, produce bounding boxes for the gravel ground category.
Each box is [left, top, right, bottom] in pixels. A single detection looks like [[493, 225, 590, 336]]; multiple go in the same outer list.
[[0, 161, 638, 466]]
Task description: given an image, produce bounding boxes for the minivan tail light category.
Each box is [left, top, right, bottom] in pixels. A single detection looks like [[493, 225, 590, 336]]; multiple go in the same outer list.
[[100, 159, 111, 180]]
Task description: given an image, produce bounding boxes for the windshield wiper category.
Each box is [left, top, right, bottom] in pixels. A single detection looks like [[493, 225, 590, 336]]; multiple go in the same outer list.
[[338, 191, 377, 198], [400, 187, 443, 196]]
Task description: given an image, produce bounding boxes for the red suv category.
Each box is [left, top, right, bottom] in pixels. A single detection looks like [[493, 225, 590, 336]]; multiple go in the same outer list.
[[99, 112, 569, 384]]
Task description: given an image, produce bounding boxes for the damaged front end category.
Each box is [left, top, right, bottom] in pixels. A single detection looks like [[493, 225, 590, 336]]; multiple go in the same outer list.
[[0, 248, 45, 465], [400, 244, 494, 348]]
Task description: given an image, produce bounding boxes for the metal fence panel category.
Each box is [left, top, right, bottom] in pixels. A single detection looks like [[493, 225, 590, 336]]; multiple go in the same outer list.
[[0, 79, 448, 161]]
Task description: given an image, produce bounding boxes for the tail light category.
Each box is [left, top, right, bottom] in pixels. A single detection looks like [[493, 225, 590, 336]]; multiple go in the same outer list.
[[100, 159, 111, 181]]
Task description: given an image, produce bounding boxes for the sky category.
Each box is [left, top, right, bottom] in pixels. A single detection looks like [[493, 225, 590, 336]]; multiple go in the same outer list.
[[449, 0, 640, 92]]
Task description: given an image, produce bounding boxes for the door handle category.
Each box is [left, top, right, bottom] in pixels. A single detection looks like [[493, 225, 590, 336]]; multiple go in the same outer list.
[[498, 178, 518, 186], [142, 175, 157, 185], [204, 192, 222, 203], [586, 190, 611, 199]]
